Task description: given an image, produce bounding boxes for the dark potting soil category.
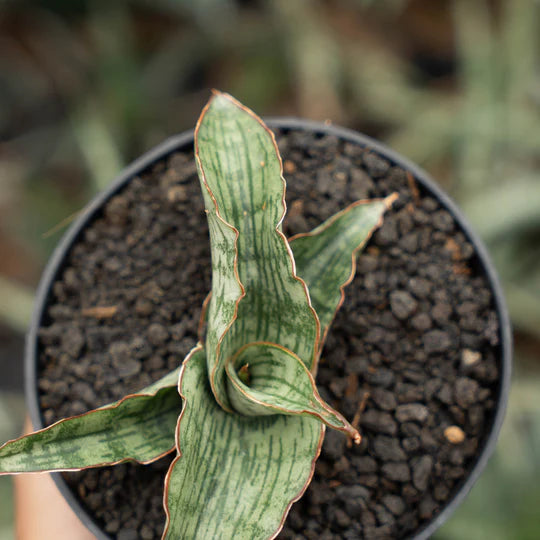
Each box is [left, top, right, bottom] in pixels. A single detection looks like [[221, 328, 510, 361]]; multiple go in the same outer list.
[[37, 129, 501, 540]]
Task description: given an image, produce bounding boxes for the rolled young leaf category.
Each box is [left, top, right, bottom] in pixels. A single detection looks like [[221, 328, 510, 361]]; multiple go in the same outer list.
[[225, 342, 360, 440], [0, 367, 182, 474], [195, 91, 320, 411], [290, 194, 397, 356], [163, 347, 324, 539]]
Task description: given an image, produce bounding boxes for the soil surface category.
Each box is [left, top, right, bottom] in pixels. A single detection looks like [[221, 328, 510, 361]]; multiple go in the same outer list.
[[37, 129, 501, 539]]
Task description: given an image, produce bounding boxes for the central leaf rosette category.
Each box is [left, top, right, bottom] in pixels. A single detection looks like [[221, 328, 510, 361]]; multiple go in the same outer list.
[[225, 342, 355, 431], [193, 92, 390, 439]]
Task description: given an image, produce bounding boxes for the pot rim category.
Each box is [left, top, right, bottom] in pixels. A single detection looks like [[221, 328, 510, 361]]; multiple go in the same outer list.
[[25, 118, 512, 540]]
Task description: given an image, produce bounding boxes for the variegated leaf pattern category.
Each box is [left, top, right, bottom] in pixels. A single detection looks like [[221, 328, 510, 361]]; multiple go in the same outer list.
[[163, 347, 324, 540], [195, 91, 320, 411], [162, 92, 364, 538], [225, 342, 360, 439], [0, 367, 182, 473], [290, 194, 397, 356]]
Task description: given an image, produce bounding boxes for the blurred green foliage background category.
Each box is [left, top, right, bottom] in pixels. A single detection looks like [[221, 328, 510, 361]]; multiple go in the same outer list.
[[0, 0, 539, 538]]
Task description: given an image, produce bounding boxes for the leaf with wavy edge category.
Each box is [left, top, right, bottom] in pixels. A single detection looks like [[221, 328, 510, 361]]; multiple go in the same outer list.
[[0, 367, 182, 474], [195, 91, 320, 412], [163, 347, 324, 539], [163, 92, 365, 539], [225, 341, 360, 439], [290, 194, 398, 356]]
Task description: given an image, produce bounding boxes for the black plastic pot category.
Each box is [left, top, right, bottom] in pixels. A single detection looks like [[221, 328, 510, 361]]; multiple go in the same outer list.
[[25, 119, 512, 540]]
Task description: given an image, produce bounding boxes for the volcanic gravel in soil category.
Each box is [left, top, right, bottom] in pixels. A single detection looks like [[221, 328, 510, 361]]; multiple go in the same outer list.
[[37, 129, 501, 539]]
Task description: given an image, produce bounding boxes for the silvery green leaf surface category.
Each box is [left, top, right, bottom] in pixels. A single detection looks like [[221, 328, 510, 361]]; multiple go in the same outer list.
[[163, 347, 323, 540], [225, 341, 359, 437], [163, 92, 368, 538], [195, 91, 320, 411], [290, 195, 396, 354], [0, 368, 181, 474]]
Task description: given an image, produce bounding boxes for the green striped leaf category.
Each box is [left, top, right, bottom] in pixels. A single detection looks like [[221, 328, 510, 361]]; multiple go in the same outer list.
[[0, 367, 182, 474], [195, 91, 320, 412], [290, 194, 397, 354], [163, 347, 324, 539], [163, 93, 364, 537], [225, 341, 360, 440]]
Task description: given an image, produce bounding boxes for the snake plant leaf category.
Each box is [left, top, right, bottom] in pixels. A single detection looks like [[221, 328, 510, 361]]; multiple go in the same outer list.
[[0, 367, 182, 474], [225, 341, 360, 440], [163, 347, 324, 540], [290, 194, 397, 354], [195, 91, 320, 411]]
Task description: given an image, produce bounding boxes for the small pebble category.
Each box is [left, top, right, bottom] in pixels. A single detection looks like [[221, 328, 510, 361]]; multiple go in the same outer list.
[[357, 254, 379, 273], [147, 323, 169, 346], [283, 160, 296, 174], [374, 218, 398, 245], [382, 462, 410, 482], [432, 210, 454, 232], [372, 436, 407, 461], [167, 185, 188, 203], [423, 330, 452, 354], [382, 494, 406, 516], [361, 409, 397, 435], [436, 383, 453, 404], [401, 232, 419, 253], [389, 290, 418, 320], [351, 456, 378, 473], [434, 483, 450, 501], [395, 382, 424, 403], [105, 519, 121, 534], [61, 328, 85, 358], [402, 437, 421, 452], [444, 425, 466, 444], [336, 485, 370, 501], [419, 495, 438, 520], [411, 313, 432, 331], [396, 403, 429, 423], [116, 358, 142, 378], [363, 151, 390, 177], [371, 388, 397, 411], [104, 256, 122, 272], [333, 508, 352, 528], [340, 491, 369, 515], [365, 367, 395, 387], [461, 349, 481, 367], [140, 524, 154, 540], [109, 341, 130, 361], [374, 504, 395, 527], [408, 277, 431, 298], [135, 298, 153, 316], [118, 529, 138, 540], [455, 377, 480, 408], [420, 429, 438, 451], [350, 168, 375, 199], [322, 430, 346, 461], [432, 303, 453, 324], [412, 455, 433, 491]]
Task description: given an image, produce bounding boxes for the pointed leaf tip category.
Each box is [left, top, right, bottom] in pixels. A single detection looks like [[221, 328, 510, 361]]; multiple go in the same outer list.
[[384, 192, 399, 209], [291, 195, 397, 356], [0, 368, 182, 474]]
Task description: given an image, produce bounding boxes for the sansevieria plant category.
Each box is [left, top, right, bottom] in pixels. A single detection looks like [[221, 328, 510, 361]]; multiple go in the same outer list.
[[0, 92, 396, 539]]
